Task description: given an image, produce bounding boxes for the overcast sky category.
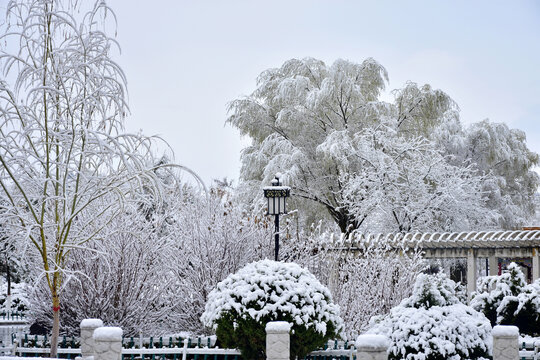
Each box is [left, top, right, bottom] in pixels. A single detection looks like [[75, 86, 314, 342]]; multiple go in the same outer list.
[[5, 1, 540, 185]]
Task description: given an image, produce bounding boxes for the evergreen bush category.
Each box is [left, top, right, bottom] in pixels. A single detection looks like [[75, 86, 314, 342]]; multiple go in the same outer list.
[[471, 262, 540, 336], [201, 259, 343, 360], [368, 272, 492, 360]]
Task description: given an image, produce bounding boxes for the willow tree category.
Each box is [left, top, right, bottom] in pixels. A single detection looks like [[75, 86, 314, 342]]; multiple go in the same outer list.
[[228, 58, 537, 233], [0, 0, 163, 355], [228, 58, 497, 233]]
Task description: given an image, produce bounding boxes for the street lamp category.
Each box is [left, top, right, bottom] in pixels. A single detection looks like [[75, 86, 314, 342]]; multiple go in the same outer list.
[[263, 174, 290, 261]]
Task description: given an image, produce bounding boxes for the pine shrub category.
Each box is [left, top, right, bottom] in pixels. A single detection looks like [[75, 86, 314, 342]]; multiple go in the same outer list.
[[471, 262, 540, 336], [201, 260, 343, 360], [368, 272, 492, 360]]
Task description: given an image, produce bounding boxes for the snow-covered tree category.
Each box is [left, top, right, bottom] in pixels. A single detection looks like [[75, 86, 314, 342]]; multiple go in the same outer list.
[[227, 58, 500, 234], [464, 121, 539, 229], [228, 57, 538, 233], [0, 0, 168, 353], [339, 128, 493, 232]]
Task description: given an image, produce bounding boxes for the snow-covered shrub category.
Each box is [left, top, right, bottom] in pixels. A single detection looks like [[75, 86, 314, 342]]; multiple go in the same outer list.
[[471, 262, 540, 336], [28, 204, 179, 336], [201, 259, 343, 360], [399, 272, 465, 308], [368, 272, 492, 360], [0, 282, 29, 313]]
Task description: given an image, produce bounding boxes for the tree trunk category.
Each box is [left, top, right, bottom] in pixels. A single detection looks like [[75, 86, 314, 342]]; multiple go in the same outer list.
[[7, 262, 10, 297], [50, 297, 60, 357], [328, 206, 361, 235]]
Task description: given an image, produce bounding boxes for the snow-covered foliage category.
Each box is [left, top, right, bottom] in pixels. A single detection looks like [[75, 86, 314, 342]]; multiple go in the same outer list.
[[170, 185, 273, 333], [471, 262, 540, 335], [282, 229, 425, 339], [399, 272, 466, 309], [368, 272, 492, 360], [227, 57, 538, 233], [0, 282, 29, 313], [27, 179, 271, 335], [28, 199, 179, 335], [464, 121, 539, 229], [202, 259, 343, 360]]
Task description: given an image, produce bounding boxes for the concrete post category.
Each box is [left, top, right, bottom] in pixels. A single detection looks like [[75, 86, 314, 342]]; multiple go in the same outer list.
[[489, 255, 499, 276], [93, 327, 123, 360], [80, 319, 103, 358], [356, 334, 388, 360], [492, 325, 519, 360], [467, 248, 477, 295], [265, 322, 290, 360], [532, 248, 539, 282]]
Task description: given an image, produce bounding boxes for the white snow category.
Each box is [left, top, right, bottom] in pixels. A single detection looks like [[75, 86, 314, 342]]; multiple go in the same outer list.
[[80, 319, 104, 328], [262, 186, 291, 191], [266, 321, 292, 332], [492, 325, 519, 337], [93, 327, 123, 341], [355, 334, 389, 350]]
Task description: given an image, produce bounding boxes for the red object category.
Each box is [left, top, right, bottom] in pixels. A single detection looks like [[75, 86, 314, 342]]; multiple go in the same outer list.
[[53, 306, 60, 312]]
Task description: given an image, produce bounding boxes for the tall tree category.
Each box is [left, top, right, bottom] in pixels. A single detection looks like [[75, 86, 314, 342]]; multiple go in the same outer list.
[[227, 58, 499, 233], [0, 0, 163, 354]]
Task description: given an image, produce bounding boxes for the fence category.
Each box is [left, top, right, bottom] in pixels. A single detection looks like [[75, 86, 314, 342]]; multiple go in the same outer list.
[[0, 321, 534, 360], [519, 338, 540, 360], [0, 311, 26, 323]]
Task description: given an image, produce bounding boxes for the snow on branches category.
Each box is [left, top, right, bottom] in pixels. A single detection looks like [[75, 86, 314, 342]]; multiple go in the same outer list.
[[227, 57, 538, 233]]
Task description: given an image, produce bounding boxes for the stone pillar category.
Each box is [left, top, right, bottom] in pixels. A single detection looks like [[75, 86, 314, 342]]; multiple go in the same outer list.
[[356, 334, 388, 360], [80, 319, 104, 358], [492, 325, 519, 360], [265, 322, 290, 360], [489, 255, 499, 276], [93, 327, 123, 360], [467, 248, 477, 295], [532, 248, 539, 282]]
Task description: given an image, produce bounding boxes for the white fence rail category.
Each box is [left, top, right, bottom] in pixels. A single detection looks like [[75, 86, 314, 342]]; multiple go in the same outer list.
[[519, 339, 540, 360]]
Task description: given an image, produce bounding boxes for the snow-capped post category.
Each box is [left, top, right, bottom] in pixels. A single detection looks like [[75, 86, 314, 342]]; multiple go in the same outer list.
[[265, 322, 291, 360], [80, 319, 104, 358], [93, 327, 123, 360], [492, 325, 519, 360], [356, 334, 389, 360], [263, 174, 290, 261]]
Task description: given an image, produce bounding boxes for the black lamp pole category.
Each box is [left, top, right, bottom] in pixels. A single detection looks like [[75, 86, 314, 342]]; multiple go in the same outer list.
[[263, 175, 290, 262], [274, 211, 279, 261]]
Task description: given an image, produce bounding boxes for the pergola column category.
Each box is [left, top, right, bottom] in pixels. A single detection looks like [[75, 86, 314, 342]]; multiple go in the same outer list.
[[489, 255, 499, 276], [533, 248, 540, 282], [467, 248, 477, 295]]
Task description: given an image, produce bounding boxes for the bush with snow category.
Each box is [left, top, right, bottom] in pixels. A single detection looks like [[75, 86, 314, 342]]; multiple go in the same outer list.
[[471, 262, 540, 336], [0, 282, 29, 313], [201, 259, 343, 360], [368, 272, 492, 360]]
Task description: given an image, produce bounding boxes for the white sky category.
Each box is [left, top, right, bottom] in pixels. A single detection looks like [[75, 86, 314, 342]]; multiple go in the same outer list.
[[4, 1, 540, 185]]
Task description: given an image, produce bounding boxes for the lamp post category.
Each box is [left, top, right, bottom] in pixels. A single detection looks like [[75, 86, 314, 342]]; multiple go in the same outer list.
[[263, 174, 290, 261]]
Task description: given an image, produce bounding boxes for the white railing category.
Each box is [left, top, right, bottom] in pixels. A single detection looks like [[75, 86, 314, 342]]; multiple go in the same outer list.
[[519, 339, 540, 360]]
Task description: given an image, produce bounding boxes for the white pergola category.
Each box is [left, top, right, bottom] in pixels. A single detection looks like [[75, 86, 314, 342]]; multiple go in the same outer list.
[[342, 230, 540, 294]]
